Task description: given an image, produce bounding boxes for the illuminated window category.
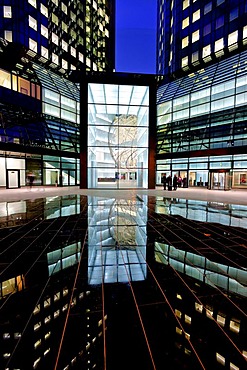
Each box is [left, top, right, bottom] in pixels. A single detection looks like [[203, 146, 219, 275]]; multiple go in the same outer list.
[[3, 333, 10, 339], [63, 288, 68, 296], [62, 40, 68, 51], [54, 310, 60, 318], [217, 0, 225, 4], [34, 322, 41, 331], [182, 17, 189, 29], [176, 327, 182, 335], [216, 16, 224, 29], [203, 44, 211, 58], [52, 0, 58, 5], [204, 2, 212, 14], [185, 332, 190, 340], [243, 26, 247, 39], [175, 309, 182, 318], [192, 30, 199, 43], [78, 52, 84, 62], [230, 319, 240, 333], [183, 0, 190, 10], [195, 302, 203, 313], [33, 304, 40, 315], [44, 298, 51, 308], [216, 353, 225, 365], [40, 4, 48, 17], [228, 31, 238, 45], [182, 36, 189, 48], [29, 38, 37, 52], [52, 13, 58, 25], [52, 53, 59, 65], [71, 46, 76, 57], [45, 332, 51, 340], [4, 30, 12, 42], [28, 0, 36, 7], [215, 38, 224, 52], [70, 11, 76, 22], [41, 46, 48, 59], [54, 292, 60, 301], [3, 6, 12, 18], [216, 314, 225, 326], [29, 15, 37, 30], [61, 2, 67, 14], [184, 348, 191, 355], [181, 56, 188, 68], [33, 357, 41, 369], [206, 306, 214, 319], [34, 339, 41, 348], [41, 25, 48, 38], [185, 314, 191, 324], [177, 293, 182, 300], [230, 362, 239, 370], [192, 10, 200, 23], [62, 21, 68, 33], [62, 303, 68, 311], [52, 32, 59, 45], [0, 69, 11, 89], [62, 59, 68, 69], [44, 315, 51, 324]]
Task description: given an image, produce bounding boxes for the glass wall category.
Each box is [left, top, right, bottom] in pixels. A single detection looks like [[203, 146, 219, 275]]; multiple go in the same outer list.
[[156, 50, 247, 190], [87, 83, 149, 189]]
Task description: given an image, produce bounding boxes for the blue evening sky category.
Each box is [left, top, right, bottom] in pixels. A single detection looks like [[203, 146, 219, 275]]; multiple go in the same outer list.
[[115, 0, 157, 74]]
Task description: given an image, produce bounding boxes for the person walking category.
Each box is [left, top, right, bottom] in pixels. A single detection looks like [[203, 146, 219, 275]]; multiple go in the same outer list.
[[167, 175, 172, 190], [173, 174, 178, 190], [162, 173, 167, 190], [27, 172, 35, 189]]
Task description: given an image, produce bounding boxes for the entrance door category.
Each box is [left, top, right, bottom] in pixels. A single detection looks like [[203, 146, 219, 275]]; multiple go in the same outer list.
[[210, 171, 231, 190], [7, 170, 20, 189]]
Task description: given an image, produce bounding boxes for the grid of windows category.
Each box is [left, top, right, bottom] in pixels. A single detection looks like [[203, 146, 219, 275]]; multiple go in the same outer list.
[[157, 0, 247, 77], [156, 49, 247, 189], [0, 0, 114, 73]]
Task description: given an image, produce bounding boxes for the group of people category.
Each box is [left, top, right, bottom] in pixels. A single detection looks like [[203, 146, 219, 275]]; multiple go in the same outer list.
[[162, 173, 187, 190]]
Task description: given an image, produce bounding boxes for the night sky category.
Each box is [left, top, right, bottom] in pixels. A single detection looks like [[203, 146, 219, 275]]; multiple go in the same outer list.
[[115, 0, 157, 74]]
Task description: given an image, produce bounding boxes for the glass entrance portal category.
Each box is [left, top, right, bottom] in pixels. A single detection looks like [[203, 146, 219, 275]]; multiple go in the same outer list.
[[210, 171, 231, 190], [87, 83, 149, 189]]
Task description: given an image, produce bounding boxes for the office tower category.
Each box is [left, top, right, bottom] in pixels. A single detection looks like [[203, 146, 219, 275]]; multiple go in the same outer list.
[[0, 0, 115, 189], [156, 0, 247, 191], [0, 0, 115, 73], [157, 0, 247, 78]]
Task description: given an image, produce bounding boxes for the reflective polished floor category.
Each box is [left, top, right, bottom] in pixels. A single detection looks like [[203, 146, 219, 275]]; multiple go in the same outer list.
[[0, 187, 246, 370]]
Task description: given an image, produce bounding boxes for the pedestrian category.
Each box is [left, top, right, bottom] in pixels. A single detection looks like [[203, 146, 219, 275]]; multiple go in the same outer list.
[[182, 176, 187, 188], [173, 174, 178, 190], [162, 173, 167, 190], [27, 172, 35, 189], [167, 175, 172, 190]]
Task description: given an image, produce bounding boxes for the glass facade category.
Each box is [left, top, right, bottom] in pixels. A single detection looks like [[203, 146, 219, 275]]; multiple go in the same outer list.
[[0, 64, 80, 188], [156, 49, 247, 190], [157, 0, 247, 78], [87, 82, 150, 189]]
